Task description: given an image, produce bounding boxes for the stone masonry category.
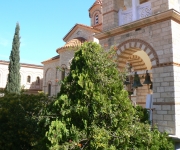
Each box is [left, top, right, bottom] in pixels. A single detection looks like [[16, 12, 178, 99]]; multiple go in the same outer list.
[[94, 0, 180, 137]]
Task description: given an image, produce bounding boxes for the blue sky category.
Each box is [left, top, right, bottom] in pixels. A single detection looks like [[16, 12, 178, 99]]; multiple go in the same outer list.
[[0, 0, 94, 65]]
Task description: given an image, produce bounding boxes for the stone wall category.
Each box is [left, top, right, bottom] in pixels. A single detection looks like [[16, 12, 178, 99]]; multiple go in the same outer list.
[[98, 18, 180, 135], [0, 61, 43, 91], [43, 59, 60, 96], [152, 66, 176, 134], [101, 0, 179, 31], [65, 28, 95, 43], [100, 20, 172, 64]]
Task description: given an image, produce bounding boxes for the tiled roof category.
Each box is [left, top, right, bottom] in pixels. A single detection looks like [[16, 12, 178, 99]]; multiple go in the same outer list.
[[56, 37, 86, 53], [63, 23, 101, 41], [41, 55, 60, 63]]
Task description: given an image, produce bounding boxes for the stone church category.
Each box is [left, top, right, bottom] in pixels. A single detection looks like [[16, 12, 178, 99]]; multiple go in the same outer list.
[[42, 0, 180, 146]]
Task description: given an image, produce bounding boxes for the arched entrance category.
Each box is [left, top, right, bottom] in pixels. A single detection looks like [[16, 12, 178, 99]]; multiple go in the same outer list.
[[117, 39, 158, 107]]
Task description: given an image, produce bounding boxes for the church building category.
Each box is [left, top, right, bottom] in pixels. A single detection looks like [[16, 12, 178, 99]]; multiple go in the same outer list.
[[0, 60, 43, 94], [42, 0, 180, 145]]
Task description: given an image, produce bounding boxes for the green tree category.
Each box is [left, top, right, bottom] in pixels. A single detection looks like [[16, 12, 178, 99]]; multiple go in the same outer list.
[[46, 42, 173, 149], [0, 93, 53, 150], [6, 23, 21, 94]]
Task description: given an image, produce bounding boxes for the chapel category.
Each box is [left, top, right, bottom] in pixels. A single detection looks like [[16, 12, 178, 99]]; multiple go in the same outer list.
[[42, 0, 180, 147]]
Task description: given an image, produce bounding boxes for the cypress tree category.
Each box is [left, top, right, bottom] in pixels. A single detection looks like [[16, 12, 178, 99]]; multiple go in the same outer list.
[[6, 23, 21, 94]]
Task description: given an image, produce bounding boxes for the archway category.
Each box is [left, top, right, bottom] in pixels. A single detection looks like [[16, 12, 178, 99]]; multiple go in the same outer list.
[[117, 39, 158, 107], [117, 39, 159, 68]]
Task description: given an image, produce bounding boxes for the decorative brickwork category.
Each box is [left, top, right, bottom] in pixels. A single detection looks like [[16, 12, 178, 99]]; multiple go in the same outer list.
[[152, 62, 180, 68], [117, 39, 159, 67]]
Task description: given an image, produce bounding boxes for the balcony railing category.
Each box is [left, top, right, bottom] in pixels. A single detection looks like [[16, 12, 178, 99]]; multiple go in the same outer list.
[[118, 2, 152, 26]]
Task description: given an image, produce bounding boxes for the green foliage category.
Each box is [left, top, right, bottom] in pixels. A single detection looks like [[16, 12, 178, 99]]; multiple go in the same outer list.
[[127, 122, 174, 150], [6, 23, 21, 94], [134, 105, 149, 123], [0, 93, 53, 149], [45, 42, 174, 149]]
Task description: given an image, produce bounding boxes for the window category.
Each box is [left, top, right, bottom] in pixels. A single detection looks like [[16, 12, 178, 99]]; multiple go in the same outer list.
[[61, 68, 65, 81], [95, 14, 99, 25], [48, 83, 51, 96], [27, 76, 31, 83], [36, 76, 40, 85]]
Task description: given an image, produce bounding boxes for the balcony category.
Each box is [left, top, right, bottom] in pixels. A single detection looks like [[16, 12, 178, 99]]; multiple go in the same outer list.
[[118, 1, 152, 26]]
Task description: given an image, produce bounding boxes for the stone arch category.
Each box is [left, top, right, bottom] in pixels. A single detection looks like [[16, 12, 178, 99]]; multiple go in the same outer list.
[[117, 54, 147, 71], [61, 64, 67, 69], [117, 39, 159, 67], [60, 64, 67, 80], [90, 9, 102, 18]]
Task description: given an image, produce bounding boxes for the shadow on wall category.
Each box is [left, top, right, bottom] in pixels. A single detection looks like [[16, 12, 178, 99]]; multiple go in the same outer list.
[[23, 78, 43, 95]]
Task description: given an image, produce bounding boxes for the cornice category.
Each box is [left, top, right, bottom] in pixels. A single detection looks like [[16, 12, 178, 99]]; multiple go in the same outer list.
[[41, 55, 60, 64], [20, 63, 43, 69], [103, 9, 118, 16], [152, 62, 180, 68], [63, 24, 101, 42], [95, 9, 180, 40], [0, 60, 43, 69]]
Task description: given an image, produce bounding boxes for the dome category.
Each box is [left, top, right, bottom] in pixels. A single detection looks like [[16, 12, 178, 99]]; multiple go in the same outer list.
[[89, 0, 102, 11], [56, 37, 86, 53]]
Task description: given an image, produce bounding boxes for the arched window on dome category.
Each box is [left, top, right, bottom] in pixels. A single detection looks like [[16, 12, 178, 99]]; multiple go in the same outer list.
[[94, 14, 99, 25]]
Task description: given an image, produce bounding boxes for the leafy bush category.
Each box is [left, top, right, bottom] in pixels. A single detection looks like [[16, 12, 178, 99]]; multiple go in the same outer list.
[[134, 105, 149, 123], [0, 93, 53, 150]]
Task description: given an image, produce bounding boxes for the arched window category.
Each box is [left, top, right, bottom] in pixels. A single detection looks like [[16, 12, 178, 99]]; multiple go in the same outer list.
[[36, 76, 40, 85], [61, 68, 65, 81], [48, 83, 51, 96], [27, 76, 31, 83], [95, 14, 99, 25]]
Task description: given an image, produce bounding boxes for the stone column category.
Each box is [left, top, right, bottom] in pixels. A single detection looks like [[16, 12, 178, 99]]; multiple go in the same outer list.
[[132, 0, 138, 21], [152, 66, 177, 135], [102, 0, 119, 31]]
